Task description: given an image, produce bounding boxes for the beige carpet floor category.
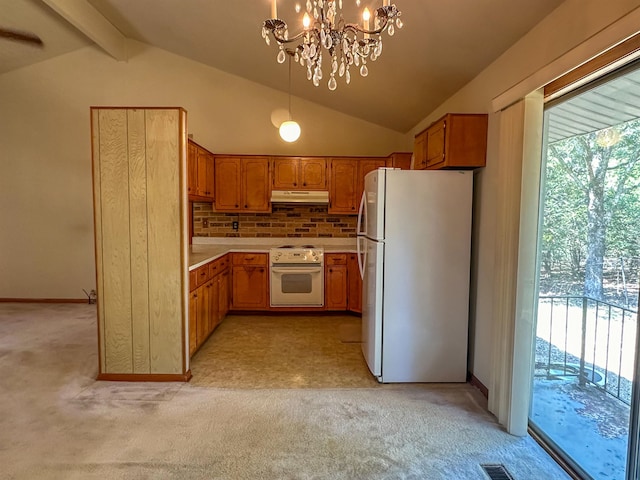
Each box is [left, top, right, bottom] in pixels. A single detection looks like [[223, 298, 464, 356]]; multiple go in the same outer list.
[[0, 303, 570, 479]]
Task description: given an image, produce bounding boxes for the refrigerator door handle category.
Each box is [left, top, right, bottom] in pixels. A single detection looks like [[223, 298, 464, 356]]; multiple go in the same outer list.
[[357, 191, 367, 236], [357, 237, 366, 280]]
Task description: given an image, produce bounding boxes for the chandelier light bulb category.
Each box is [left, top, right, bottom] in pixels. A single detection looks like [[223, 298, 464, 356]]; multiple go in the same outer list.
[[362, 7, 371, 22], [302, 12, 311, 29], [279, 120, 301, 142]]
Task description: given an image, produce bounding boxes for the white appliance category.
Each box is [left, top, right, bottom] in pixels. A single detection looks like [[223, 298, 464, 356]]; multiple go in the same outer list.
[[270, 190, 330, 204], [270, 246, 324, 307], [357, 168, 473, 383]]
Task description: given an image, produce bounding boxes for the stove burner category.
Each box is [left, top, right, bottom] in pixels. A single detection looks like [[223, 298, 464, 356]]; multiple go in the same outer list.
[[278, 245, 295, 248]]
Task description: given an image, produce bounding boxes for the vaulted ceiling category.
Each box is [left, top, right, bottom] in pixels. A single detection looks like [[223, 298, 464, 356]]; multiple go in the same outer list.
[[1, 0, 565, 132]]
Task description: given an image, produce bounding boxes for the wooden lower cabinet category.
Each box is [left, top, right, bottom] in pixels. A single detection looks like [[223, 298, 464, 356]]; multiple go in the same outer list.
[[325, 254, 348, 311], [188, 255, 230, 357], [347, 253, 362, 313], [230, 253, 269, 310]]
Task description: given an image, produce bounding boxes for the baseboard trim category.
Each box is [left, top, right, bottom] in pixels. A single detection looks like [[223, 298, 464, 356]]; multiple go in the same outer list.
[[0, 298, 88, 304], [97, 370, 192, 382], [468, 373, 489, 398]]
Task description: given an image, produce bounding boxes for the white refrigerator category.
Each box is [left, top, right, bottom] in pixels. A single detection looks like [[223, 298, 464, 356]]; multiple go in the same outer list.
[[357, 168, 473, 383]]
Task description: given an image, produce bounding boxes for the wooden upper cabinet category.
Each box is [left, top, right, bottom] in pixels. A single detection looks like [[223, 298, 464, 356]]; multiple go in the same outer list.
[[214, 156, 242, 210], [413, 131, 428, 170], [272, 157, 326, 190], [415, 113, 488, 170], [214, 156, 271, 213], [272, 157, 298, 189], [386, 152, 413, 170], [243, 157, 271, 211], [299, 158, 326, 189], [188, 142, 198, 195], [188, 140, 215, 202], [357, 158, 386, 202], [329, 158, 358, 214]]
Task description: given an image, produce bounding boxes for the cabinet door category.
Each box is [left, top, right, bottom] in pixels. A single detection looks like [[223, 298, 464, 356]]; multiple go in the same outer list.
[[272, 157, 298, 189], [357, 158, 387, 202], [196, 147, 210, 196], [231, 265, 268, 309], [299, 158, 326, 189], [325, 264, 348, 310], [188, 142, 198, 195], [426, 119, 446, 168], [214, 157, 242, 211], [388, 152, 412, 170], [218, 270, 230, 322], [204, 153, 215, 200], [196, 282, 210, 346], [329, 158, 358, 214], [413, 132, 427, 169], [189, 290, 198, 357], [209, 275, 220, 335], [242, 157, 271, 212], [347, 253, 362, 313]]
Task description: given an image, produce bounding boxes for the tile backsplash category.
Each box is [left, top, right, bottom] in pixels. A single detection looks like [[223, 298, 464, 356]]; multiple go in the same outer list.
[[193, 203, 357, 238]]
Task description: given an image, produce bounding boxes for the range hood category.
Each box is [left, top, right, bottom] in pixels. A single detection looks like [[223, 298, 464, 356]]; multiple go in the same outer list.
[[270, 190, 330, 204]]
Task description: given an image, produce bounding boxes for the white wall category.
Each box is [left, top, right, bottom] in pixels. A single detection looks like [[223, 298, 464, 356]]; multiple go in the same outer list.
[[0, 41, 406, 299], [407, 0, 640, 388]]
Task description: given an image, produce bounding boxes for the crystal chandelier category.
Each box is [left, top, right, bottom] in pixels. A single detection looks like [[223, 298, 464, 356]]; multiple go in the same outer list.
[[262, 0, 402, 91]]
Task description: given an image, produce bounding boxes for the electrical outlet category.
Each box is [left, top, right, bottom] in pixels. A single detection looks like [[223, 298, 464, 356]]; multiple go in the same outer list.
[[232, 221, 239, 231], [203, 219, 209, 228]]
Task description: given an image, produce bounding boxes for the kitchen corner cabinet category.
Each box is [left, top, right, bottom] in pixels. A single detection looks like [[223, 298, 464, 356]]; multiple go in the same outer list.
[[230, 253, 269, 310], [328, 158, 385, 214], [386, 152, 413, 170], [91, 107, 188, 380], [325, 254, 348, 310], [413, 113, 488, 170], [188, 140, 215, 202], [214, 156, 271, 213], [347, 253, 362, 313], [272, 157, 326, 190]]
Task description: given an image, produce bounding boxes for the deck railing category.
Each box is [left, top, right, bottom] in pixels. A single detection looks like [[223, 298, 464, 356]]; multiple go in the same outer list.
[[536, 295, 637, 405]]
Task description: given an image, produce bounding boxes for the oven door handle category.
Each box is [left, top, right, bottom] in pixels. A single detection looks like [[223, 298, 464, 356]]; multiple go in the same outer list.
[[271, 267, 322, 274]]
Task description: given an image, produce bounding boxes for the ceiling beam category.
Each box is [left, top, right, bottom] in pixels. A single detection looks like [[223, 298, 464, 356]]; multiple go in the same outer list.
[[42, 0, 127, 61]]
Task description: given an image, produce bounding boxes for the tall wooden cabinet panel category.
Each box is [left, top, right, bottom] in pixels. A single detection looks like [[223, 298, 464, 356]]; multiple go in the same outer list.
[[189, 290, 198, 357], [329, 158, 358, 214], [91, 107, 188, 380], [214, 157, 242, 210]]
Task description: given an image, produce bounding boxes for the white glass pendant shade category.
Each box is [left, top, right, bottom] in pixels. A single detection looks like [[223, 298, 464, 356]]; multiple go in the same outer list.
[[279, 120, 301, 142]]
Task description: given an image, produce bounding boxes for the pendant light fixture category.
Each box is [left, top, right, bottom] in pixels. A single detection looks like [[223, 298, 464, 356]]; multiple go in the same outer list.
[[280, 53, 301, 142]]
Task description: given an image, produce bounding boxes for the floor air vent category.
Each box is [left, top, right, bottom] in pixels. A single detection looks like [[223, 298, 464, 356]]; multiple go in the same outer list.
[[481, 464, 515, 480]]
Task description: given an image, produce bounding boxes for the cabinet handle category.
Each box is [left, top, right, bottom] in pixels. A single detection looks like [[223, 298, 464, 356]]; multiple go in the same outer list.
[[244, 205, 248, 208], [235, 204, 239, 207], [259, 268, 264, 272], [294, 182, 297, 186], [329, 268, 333, 273]]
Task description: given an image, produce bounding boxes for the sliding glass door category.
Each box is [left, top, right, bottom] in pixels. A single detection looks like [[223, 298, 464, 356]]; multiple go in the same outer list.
[[530, 63, 640, 479]]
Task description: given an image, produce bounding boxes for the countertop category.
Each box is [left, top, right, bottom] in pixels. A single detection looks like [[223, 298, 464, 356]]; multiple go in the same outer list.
[[188, 237, 357, 270]]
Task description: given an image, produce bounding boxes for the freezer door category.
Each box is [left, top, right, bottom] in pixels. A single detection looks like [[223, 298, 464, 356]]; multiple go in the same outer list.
[[361, 238, 383, 379], [364, 169, 386, 241]]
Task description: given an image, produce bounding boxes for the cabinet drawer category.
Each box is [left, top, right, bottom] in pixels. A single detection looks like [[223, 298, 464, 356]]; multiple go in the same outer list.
[[232, 252, 268, 266], [194, 264, 210, 288], [325, 253, 348, 265], [209, 255, 230, 276]]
